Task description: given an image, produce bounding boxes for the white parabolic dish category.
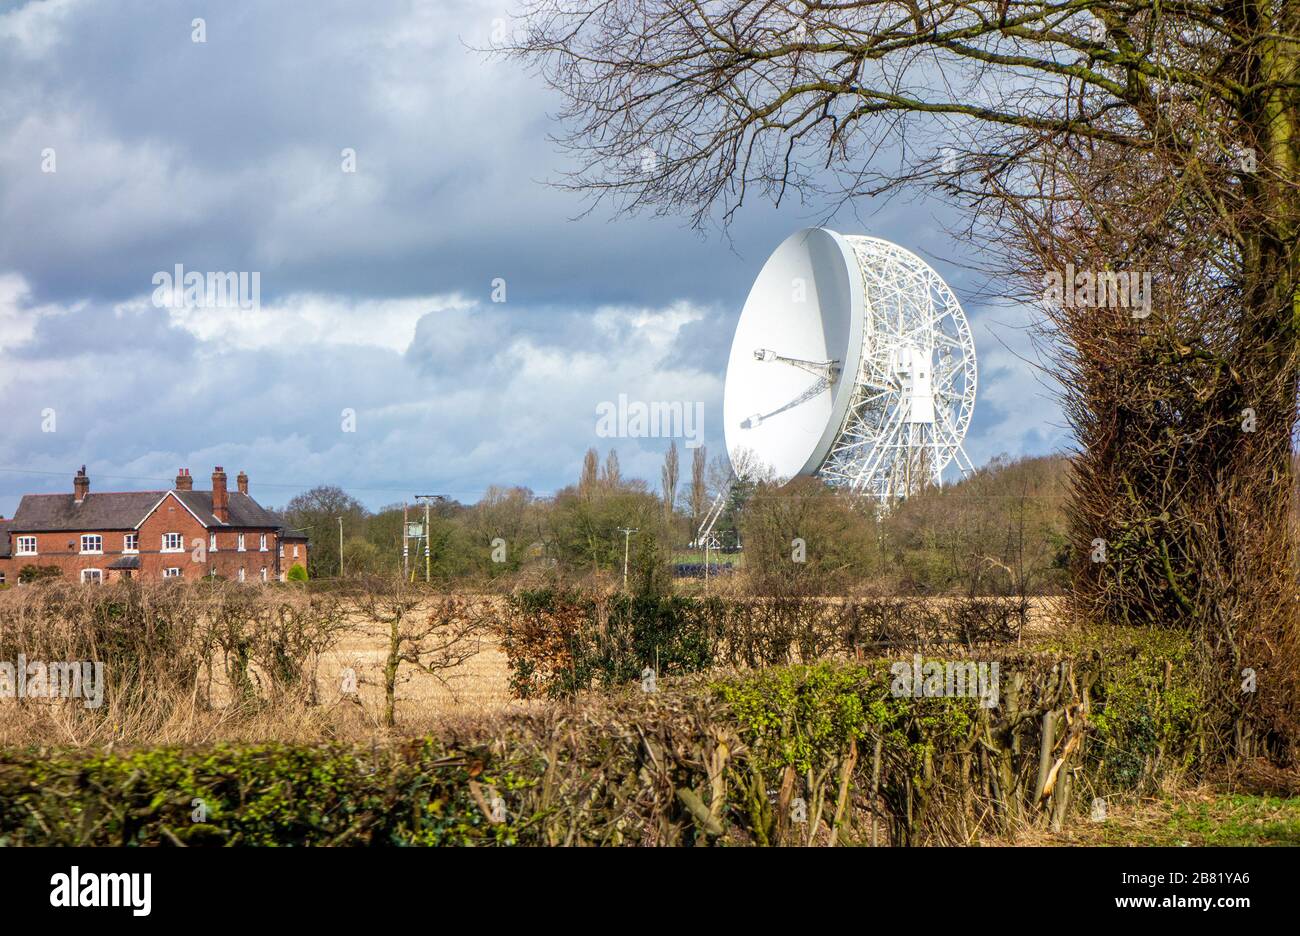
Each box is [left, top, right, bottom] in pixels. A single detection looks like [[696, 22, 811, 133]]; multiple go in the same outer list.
[[722, 228, 977, 502]]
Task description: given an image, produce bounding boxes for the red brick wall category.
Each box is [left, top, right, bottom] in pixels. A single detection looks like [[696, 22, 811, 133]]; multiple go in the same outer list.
[[203, 526, 280, 582], [3, 527, 149, 582], [282, 539, 308, 579]]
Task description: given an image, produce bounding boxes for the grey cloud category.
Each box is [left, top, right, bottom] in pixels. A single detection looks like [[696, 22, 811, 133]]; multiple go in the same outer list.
[[0, 0, 1066, 513]]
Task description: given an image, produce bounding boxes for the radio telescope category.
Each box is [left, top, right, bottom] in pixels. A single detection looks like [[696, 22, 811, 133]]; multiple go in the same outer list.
[[722, 228, 977, 506]]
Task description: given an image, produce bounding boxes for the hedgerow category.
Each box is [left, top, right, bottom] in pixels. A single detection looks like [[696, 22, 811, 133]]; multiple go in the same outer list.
[[0, 628, 1199, 846]]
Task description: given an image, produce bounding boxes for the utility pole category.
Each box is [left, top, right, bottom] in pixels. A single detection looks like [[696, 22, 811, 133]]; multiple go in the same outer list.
[[618, 527, 638, 591], [402, 502, 409, 580], [336, 516, 344, 578], [704, 536, 709, 592], [414, 495, 445, 584]]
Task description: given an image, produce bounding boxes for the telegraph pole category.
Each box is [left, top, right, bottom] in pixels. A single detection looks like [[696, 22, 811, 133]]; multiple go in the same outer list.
[[336, 516, 344, 578], [402, 502, 409, 580], [414, 495, 445, 584], [618, 527, 638, 590]]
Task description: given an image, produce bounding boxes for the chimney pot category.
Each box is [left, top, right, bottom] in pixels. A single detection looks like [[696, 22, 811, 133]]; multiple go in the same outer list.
[[236, 471, 249, 496], [175, 467, 193, 491], [211, 467, 229, 523], [73, 465, 89, 503]]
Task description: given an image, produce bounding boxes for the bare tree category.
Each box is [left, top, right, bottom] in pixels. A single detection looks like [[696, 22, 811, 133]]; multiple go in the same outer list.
[[601, 448, 622, 488], [499, 1, 1300, 761], [690, 445, 708, 529], [579, 446, 599, 499], [351, 577, 490, 729], [661, 440, 680, 522]]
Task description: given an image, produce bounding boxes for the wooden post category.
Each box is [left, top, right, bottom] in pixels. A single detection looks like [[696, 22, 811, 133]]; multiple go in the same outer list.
[[1033, 709, 1057, 806], [869, 735, 883, 847]]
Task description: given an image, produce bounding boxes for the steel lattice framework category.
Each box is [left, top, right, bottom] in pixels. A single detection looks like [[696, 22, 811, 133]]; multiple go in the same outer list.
[[818, 236, 977, 504]]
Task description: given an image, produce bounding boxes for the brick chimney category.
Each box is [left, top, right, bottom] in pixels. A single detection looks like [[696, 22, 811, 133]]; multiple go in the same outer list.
[[175, 468, 193, 491], [211, 467, 229, 523], [73, 465, 89, 503], [236, 471, 248, 496]]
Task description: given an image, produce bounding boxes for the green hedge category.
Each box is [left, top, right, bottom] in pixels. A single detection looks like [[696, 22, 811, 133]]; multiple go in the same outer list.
[[496, 587, 1028, 700], [0, 628, 1199, 846]]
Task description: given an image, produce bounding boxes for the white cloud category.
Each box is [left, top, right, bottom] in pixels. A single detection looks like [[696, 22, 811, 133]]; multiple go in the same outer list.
[[161, 291, 468, 354], [0, 0, 1068, 513], [0, 0, 84, 59]]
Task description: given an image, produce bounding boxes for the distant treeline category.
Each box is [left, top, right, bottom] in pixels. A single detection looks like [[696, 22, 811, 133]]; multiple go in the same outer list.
[[277, 450, 1072, 596]]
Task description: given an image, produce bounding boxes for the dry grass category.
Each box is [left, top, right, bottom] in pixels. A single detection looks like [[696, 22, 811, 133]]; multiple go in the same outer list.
[[0, 587, 1064, 749], [998, 785, 1300, 847], [321, 604, 521, 723], [0, 587, 528, 748]]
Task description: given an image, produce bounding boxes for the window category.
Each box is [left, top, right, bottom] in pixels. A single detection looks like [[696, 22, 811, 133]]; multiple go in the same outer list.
[[80, 534, 103, 554], [163, 567, 181, 578], [81, 569, 103, 584], [0, 571, 5, 585], [209, 532, 217, 552], [278, 543, 284, 558], [293, 545, 300, 558], [123, 533, 138, 553], [260, 567, 268, 582], [162, 532, 183, 552], [259, 533, 267, 551], [237, 567, 246, 582], [237, 533, 246, 552], [15, 536, 36, 556]]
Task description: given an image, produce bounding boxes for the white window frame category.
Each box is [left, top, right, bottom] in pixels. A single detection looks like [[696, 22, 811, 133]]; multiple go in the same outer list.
[[163, 567, 181, 579], [80, 534, 103, 555], [81, 569, 103, 584], [260, 567, 268, 582], [123, 533, 138, 553], [293, 545, 300, 558], [237, 533, 246, 552], [237, 567, 246, 582], [259, 533, 267, 552], [162, 532, 184, 552], [15, 536, 36, 556]]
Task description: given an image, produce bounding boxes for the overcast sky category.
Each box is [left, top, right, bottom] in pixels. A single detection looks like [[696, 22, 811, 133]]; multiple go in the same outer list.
[[0, 0, 1070, 514]]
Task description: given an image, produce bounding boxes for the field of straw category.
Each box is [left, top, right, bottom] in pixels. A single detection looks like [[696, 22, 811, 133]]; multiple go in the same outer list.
[[0, 588, 1061, 748], [324, 605, 519, 720]]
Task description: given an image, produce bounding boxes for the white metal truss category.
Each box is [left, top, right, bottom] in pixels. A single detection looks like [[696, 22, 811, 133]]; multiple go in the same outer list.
[[690, 484, 730, 549], [818, 236, 977, 505]]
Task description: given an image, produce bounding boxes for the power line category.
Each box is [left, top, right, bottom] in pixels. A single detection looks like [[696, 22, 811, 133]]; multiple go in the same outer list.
[[0, 466, 558, 500], [0, 466, 1076, 503]]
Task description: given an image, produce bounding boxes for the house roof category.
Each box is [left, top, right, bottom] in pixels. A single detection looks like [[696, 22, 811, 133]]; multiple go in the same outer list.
[[0, 519, 11, 558], [172, 491, 284, 529], [9, 489, 287, 533], [10, 492, 167, 532]]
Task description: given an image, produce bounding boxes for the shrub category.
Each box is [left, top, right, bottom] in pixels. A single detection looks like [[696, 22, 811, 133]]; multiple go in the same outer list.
[[17, 565, 61, 583], [0, 637, 1201, 846], [497, 587, 1028, 698], [287, 564, 308, 582]]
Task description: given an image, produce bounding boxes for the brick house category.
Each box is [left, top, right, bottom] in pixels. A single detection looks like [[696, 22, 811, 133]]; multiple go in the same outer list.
[[0, 466, 309, 585]]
